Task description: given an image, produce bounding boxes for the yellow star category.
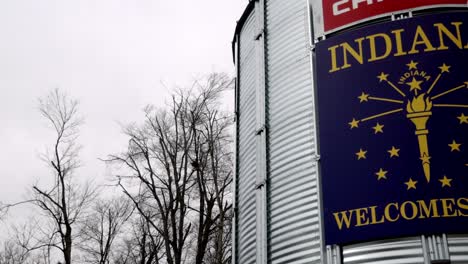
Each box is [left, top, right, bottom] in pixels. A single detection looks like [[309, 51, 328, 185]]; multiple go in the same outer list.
[[375, 168, 388, 180], [448, 140, 461, 152], [439, 175, 452, 187], [377, 72, 389, 82], [439, 63, 451, 73], [457, 113, 468, 124], [355, 148, 367, 160], [358, 92, 369, 103], [406, 60, 418, 70], [404, 178, 417, 190], [420, 153, 431, 164], [372, 123, 384, 134], [348, 118, 360, 129], [406, 77, 423, 93], [387, 146, 400, 158]]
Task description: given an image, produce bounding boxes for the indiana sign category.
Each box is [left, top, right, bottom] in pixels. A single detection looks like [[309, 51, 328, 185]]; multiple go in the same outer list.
[[315, 12, 468, 245]]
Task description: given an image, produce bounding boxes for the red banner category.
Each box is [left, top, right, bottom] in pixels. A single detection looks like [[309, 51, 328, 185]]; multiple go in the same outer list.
[[323, 0, 467, 32]]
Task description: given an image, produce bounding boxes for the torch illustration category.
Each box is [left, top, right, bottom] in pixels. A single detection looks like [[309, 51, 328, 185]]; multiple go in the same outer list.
[[351, 63, 466, 188], [406, 93, 433, 182]]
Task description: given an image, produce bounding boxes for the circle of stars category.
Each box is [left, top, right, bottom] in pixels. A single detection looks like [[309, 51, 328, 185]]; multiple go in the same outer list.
[[349, 61, 466, 190]]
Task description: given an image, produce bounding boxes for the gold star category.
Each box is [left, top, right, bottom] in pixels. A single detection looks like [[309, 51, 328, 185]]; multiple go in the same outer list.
[[457, 113, 468, 124], [377, 72, 389, 82], [420, 153, 431, 164], [388, 146, 400, 158], [372, 123, 384, 134], [448, 140, 461, 152], [404, 178, 417, 190], [358, 92, 369, 103], [355, 148, 367, 160], [348, 118, 360, 129], [406, 77, 423, 93], [439, 63, 451, 73], [439, 176, 452, 187], [375, 168, 388, 180], [406, 60, 418, 70]]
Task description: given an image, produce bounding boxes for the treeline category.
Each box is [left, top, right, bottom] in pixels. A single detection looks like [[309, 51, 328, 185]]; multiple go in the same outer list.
[[0, 73, 234, 264]]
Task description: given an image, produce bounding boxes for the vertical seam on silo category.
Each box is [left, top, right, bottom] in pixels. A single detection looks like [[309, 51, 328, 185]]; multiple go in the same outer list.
[[442, 234, 450, 260], [262, 0, 270, 263], [233, 33, 240, 264], [254, 0, 268, 263], [422, 235, 431, 264], [306, 0, 328, 263]]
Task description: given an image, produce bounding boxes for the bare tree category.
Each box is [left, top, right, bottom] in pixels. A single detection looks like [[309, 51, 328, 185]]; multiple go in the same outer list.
[[109, 73, 234, 264], [0, 220, 52, 264], [78, 196, 133, 264], [204, 210, 233, 264], [30, 89, 96, 264], [190, 77, 234, 264], [0, 239, 31, 264], [113, 213, 165, 264]]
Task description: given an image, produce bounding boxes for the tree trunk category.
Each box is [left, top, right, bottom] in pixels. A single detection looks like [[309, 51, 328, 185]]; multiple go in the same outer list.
[[64, 226, 72, 264]]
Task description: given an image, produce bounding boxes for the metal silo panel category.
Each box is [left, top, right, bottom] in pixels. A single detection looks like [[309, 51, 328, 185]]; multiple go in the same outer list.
[[448, 235, 468, 264], [236, 10, 257, 264], [342, 237, 425, 264], [265, 0, 321, 263]]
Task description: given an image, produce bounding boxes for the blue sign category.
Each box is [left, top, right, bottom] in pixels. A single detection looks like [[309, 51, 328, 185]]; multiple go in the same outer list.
[[315, 12, 468, 245]]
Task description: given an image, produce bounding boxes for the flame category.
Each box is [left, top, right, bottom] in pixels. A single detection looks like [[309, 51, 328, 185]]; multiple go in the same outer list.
[[406, 94, 433, 113]]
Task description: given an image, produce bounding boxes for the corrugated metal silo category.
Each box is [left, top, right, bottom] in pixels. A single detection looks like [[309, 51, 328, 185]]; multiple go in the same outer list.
[[233, 0, 468, 263], [235, 4, 258, 264]]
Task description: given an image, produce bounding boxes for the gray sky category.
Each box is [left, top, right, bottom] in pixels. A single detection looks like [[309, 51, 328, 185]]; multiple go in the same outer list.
[[0, 0, 246, 232]]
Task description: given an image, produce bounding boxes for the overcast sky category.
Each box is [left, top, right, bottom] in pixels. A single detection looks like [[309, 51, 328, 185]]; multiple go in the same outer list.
[[0, 0, 247, 234]]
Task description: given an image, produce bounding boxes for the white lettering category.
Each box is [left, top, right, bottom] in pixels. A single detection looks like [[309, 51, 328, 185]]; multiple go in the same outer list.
[[333, 0, 350, 16], [352, 0, 371, 9], [332, 0, 385, 16]]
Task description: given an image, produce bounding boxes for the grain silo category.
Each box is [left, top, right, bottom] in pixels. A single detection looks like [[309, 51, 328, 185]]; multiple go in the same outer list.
[[232, 0, 468, 263]]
